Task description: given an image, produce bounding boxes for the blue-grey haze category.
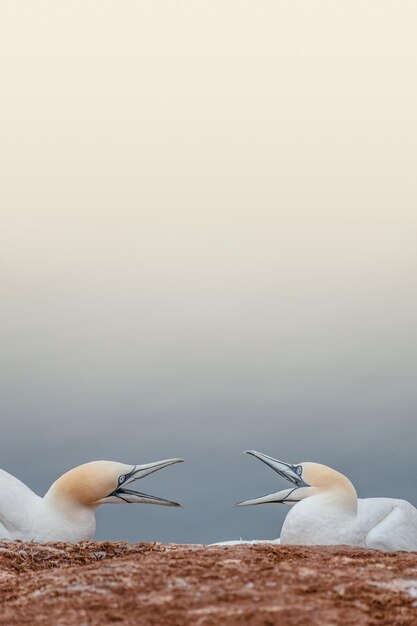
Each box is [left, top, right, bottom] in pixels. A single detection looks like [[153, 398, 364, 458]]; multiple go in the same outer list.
[[1, 0, 417, 543]]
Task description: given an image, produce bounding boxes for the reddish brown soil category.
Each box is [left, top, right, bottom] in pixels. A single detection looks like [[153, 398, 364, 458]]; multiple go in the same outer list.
[[1, 541, 417, 625]]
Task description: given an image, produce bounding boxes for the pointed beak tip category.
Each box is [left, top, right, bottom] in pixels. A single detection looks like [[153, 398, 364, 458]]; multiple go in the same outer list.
[[244, 450, 259, 457]]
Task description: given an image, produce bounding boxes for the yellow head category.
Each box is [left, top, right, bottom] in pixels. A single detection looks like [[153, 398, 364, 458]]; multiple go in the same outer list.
[[45, 458, 184, 508], [46, 461, 132, 507], [236, 451, 357, 511]]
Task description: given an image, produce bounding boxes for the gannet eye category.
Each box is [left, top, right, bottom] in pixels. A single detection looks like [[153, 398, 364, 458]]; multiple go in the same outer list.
[[295, 466, 302, 476], [118, 475, 126, 484]]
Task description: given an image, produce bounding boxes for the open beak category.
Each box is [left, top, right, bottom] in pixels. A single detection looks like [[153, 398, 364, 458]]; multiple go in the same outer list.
[[235, 450, 310, 507], [110, 458, 184, 506]]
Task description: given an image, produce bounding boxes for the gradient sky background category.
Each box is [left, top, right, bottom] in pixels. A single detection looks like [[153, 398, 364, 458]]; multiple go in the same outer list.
[[1, 1, 417, 543]]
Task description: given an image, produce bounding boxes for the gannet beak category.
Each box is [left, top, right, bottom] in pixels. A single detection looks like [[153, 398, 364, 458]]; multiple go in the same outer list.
[[235, 450, 310, 507], [236, 487, 303, 506], [108, 458, 184, 506]]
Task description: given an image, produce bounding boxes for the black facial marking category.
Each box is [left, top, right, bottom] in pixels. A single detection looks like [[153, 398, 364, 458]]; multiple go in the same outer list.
[[117, 466, 137, 488]]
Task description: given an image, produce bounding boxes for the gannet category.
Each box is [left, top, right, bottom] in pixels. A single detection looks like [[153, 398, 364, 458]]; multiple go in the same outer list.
[[0, 458, 183, 543], [236, 450, 417, 552]]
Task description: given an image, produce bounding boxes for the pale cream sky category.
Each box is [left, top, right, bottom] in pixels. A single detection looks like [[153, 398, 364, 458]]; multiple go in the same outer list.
[[1, 1, 416, 542]]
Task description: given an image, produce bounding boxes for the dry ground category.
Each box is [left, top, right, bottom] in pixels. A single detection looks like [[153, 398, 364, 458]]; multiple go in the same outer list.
[[1, 541, 417, 625]]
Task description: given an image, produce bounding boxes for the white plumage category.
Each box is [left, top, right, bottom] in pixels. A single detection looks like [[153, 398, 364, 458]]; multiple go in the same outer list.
[[232, 450, 417, 552], [0, 458, 183, 543]]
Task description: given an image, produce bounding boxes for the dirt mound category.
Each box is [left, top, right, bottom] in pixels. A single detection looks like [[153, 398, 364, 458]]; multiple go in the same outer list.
[[1, 540, 416, 625]]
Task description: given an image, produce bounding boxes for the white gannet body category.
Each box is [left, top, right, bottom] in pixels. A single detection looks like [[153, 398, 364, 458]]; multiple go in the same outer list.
[[0, 458, 183, 543], [236, 451, 417, 552]]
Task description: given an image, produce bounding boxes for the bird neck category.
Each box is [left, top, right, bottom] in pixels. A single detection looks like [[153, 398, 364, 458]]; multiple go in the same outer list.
[[44, 486, 98, 518], [314, 483, 358, 515], [39, 491, 97, 543]]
